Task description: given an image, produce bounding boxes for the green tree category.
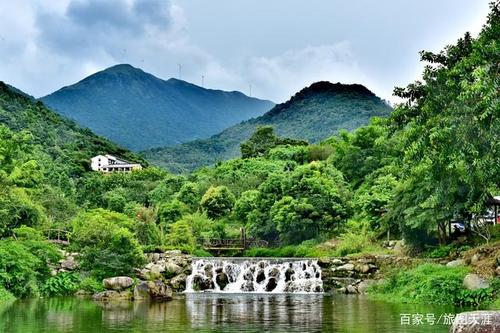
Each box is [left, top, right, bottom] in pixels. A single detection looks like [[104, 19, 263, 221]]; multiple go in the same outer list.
[[200, 186, 236, 219]]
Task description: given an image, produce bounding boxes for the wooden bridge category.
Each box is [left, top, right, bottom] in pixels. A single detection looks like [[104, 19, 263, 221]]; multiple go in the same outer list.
[[201, 228, 268, 251], [43, 229, 72, 246]]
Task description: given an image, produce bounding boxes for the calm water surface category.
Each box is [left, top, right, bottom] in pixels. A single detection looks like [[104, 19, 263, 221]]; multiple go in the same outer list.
[[0, 293, 462, 332]]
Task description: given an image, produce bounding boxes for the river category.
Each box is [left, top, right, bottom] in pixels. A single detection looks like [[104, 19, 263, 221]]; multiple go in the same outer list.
[[0, 293, 462, 332]]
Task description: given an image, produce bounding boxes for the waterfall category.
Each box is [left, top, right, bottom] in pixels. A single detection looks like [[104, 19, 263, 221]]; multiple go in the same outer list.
[[185, 258, 323, 293]]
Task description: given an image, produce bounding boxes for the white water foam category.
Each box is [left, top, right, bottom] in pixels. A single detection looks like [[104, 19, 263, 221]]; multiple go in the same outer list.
[[185, 258, 323, 293]]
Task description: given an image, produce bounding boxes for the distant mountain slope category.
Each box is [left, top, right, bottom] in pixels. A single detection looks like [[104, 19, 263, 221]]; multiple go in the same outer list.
[[143, 81, 392, 173], [0, 81, 143, 177], [41, 64, 274, 150]]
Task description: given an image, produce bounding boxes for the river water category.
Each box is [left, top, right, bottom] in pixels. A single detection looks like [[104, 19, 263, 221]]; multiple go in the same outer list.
[[0, 294, 461, 332]]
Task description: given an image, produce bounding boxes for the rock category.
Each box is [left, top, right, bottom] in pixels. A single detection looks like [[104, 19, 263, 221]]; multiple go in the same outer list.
[[336, 287, 347, 294], [393, 241, 405, 254], [60, 257, 78, 270], [450, 311, 500, 333], [192, 274, 214, 291], [74, 289, 92, 297], [170, 274, 187, 291], [164, 250, 182, 256], [496, 267, 500, 276], [446, 259, 465, 267], [240, 280, 254, 292], [164, 262, 183, 278], [93, 290, 132, 301], [463, 274, 489, 290], [269, 267, 280, 279], [388, 240, 397, 247], [285, 268, 294, 282], [147, 280, 172, 300], [133, 281, 150, 300], [256, 270, 266, 284], [357, 280, 377, 294], [346, 285, 358, 294], [216, 272, 229, 290], [471, 254, 481, 265], [357, 257, 375, 265], [265, 277, 278, 292], [317, 257, 331, 268], [243, 271, 253, 281], [336, 263, 355, 271], [355, 264, 371, 274], [258, 261, 267, 269], [331, 259, 344, 266], [103, 277, 134, 291]]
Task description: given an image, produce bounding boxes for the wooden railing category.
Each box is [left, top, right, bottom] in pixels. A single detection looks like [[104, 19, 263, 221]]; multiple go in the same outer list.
[[43, 228, 72, 245]]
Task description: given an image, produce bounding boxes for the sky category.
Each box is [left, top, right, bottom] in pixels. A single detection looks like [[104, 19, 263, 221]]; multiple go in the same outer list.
[[0, 0, 492, 103]]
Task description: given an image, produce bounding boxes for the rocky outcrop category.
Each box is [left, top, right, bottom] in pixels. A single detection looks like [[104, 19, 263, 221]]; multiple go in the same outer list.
[[103, 276, 134, 291], [136, 251, 191, 291], [50, 250, 79, 275], [450, 311, 500, 333]]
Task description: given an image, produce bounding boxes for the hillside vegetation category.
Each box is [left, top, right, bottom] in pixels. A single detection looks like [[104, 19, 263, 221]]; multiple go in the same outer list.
[[0, 3, 498, 308], [41, 64, 274, 150], [144, 82, 392, 173]]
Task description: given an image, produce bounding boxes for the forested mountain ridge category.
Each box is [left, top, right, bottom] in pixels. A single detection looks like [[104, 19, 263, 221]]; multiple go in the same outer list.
[[143, 81, 392, 173], [41, 64, 274, 150], [0, 81, 144, 179]]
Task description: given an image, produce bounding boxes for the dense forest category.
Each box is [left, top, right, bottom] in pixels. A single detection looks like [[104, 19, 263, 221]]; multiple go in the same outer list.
[[0, 3, 498, 306], [143, 81, 392, 173]]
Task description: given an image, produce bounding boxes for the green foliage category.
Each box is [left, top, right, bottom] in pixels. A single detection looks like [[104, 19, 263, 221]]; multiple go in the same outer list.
[[78, 277, 105, 294], [144, 81, 392, 173], [370, 263, 494, 307], [42, 272, 80, 296], [167, 219, 196, 253], [0, 233, 59, 298], [0, 286, 15, 303], [158, 200, 187, 227], [71, 209, 144, 280], [200, 186, 236, 219]]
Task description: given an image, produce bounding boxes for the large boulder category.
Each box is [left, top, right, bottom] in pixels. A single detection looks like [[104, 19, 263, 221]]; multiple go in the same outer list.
[[93, 290, 132, 301], [192, 274, 214, 291], [147, 280, 173, 300], [450, 311, 500, 333], [336, 263, 355, 271], [216, 272, 229, 290], [133, 281, 150, 300], [170, 273, 187, 291], [463, 274, 490, 290], [103, 277, 134, 291], [265, 278, 277, 292], [163, 262, 182, 278]]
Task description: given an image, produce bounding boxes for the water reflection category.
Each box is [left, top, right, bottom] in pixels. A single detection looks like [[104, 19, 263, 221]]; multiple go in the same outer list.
[[0, 294, 459, 333]]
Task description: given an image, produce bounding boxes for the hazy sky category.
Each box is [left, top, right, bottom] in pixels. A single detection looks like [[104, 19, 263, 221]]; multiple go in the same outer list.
[[0, 0, 491, 102]]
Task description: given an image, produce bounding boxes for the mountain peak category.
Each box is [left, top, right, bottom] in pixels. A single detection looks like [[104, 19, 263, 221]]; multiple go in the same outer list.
[[294, 81, 375, 100]]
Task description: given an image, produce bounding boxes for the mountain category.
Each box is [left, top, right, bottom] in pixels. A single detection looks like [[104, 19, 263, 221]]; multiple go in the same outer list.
[[0, 81, 143, 177], [143, 81, 393, 173], [40, 64, 274, 150]]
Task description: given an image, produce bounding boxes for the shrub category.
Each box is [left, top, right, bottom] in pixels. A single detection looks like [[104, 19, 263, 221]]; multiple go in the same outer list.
[[78, 277, 105, 294], [42, 272, 80, 296]]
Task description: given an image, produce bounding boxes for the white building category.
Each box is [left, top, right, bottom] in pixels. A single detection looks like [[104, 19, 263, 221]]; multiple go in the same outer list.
[[91, 154, 142, 173]]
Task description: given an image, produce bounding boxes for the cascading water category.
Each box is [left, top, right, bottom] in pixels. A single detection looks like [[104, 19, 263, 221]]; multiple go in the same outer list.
[[185, 258, 323, 293]]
